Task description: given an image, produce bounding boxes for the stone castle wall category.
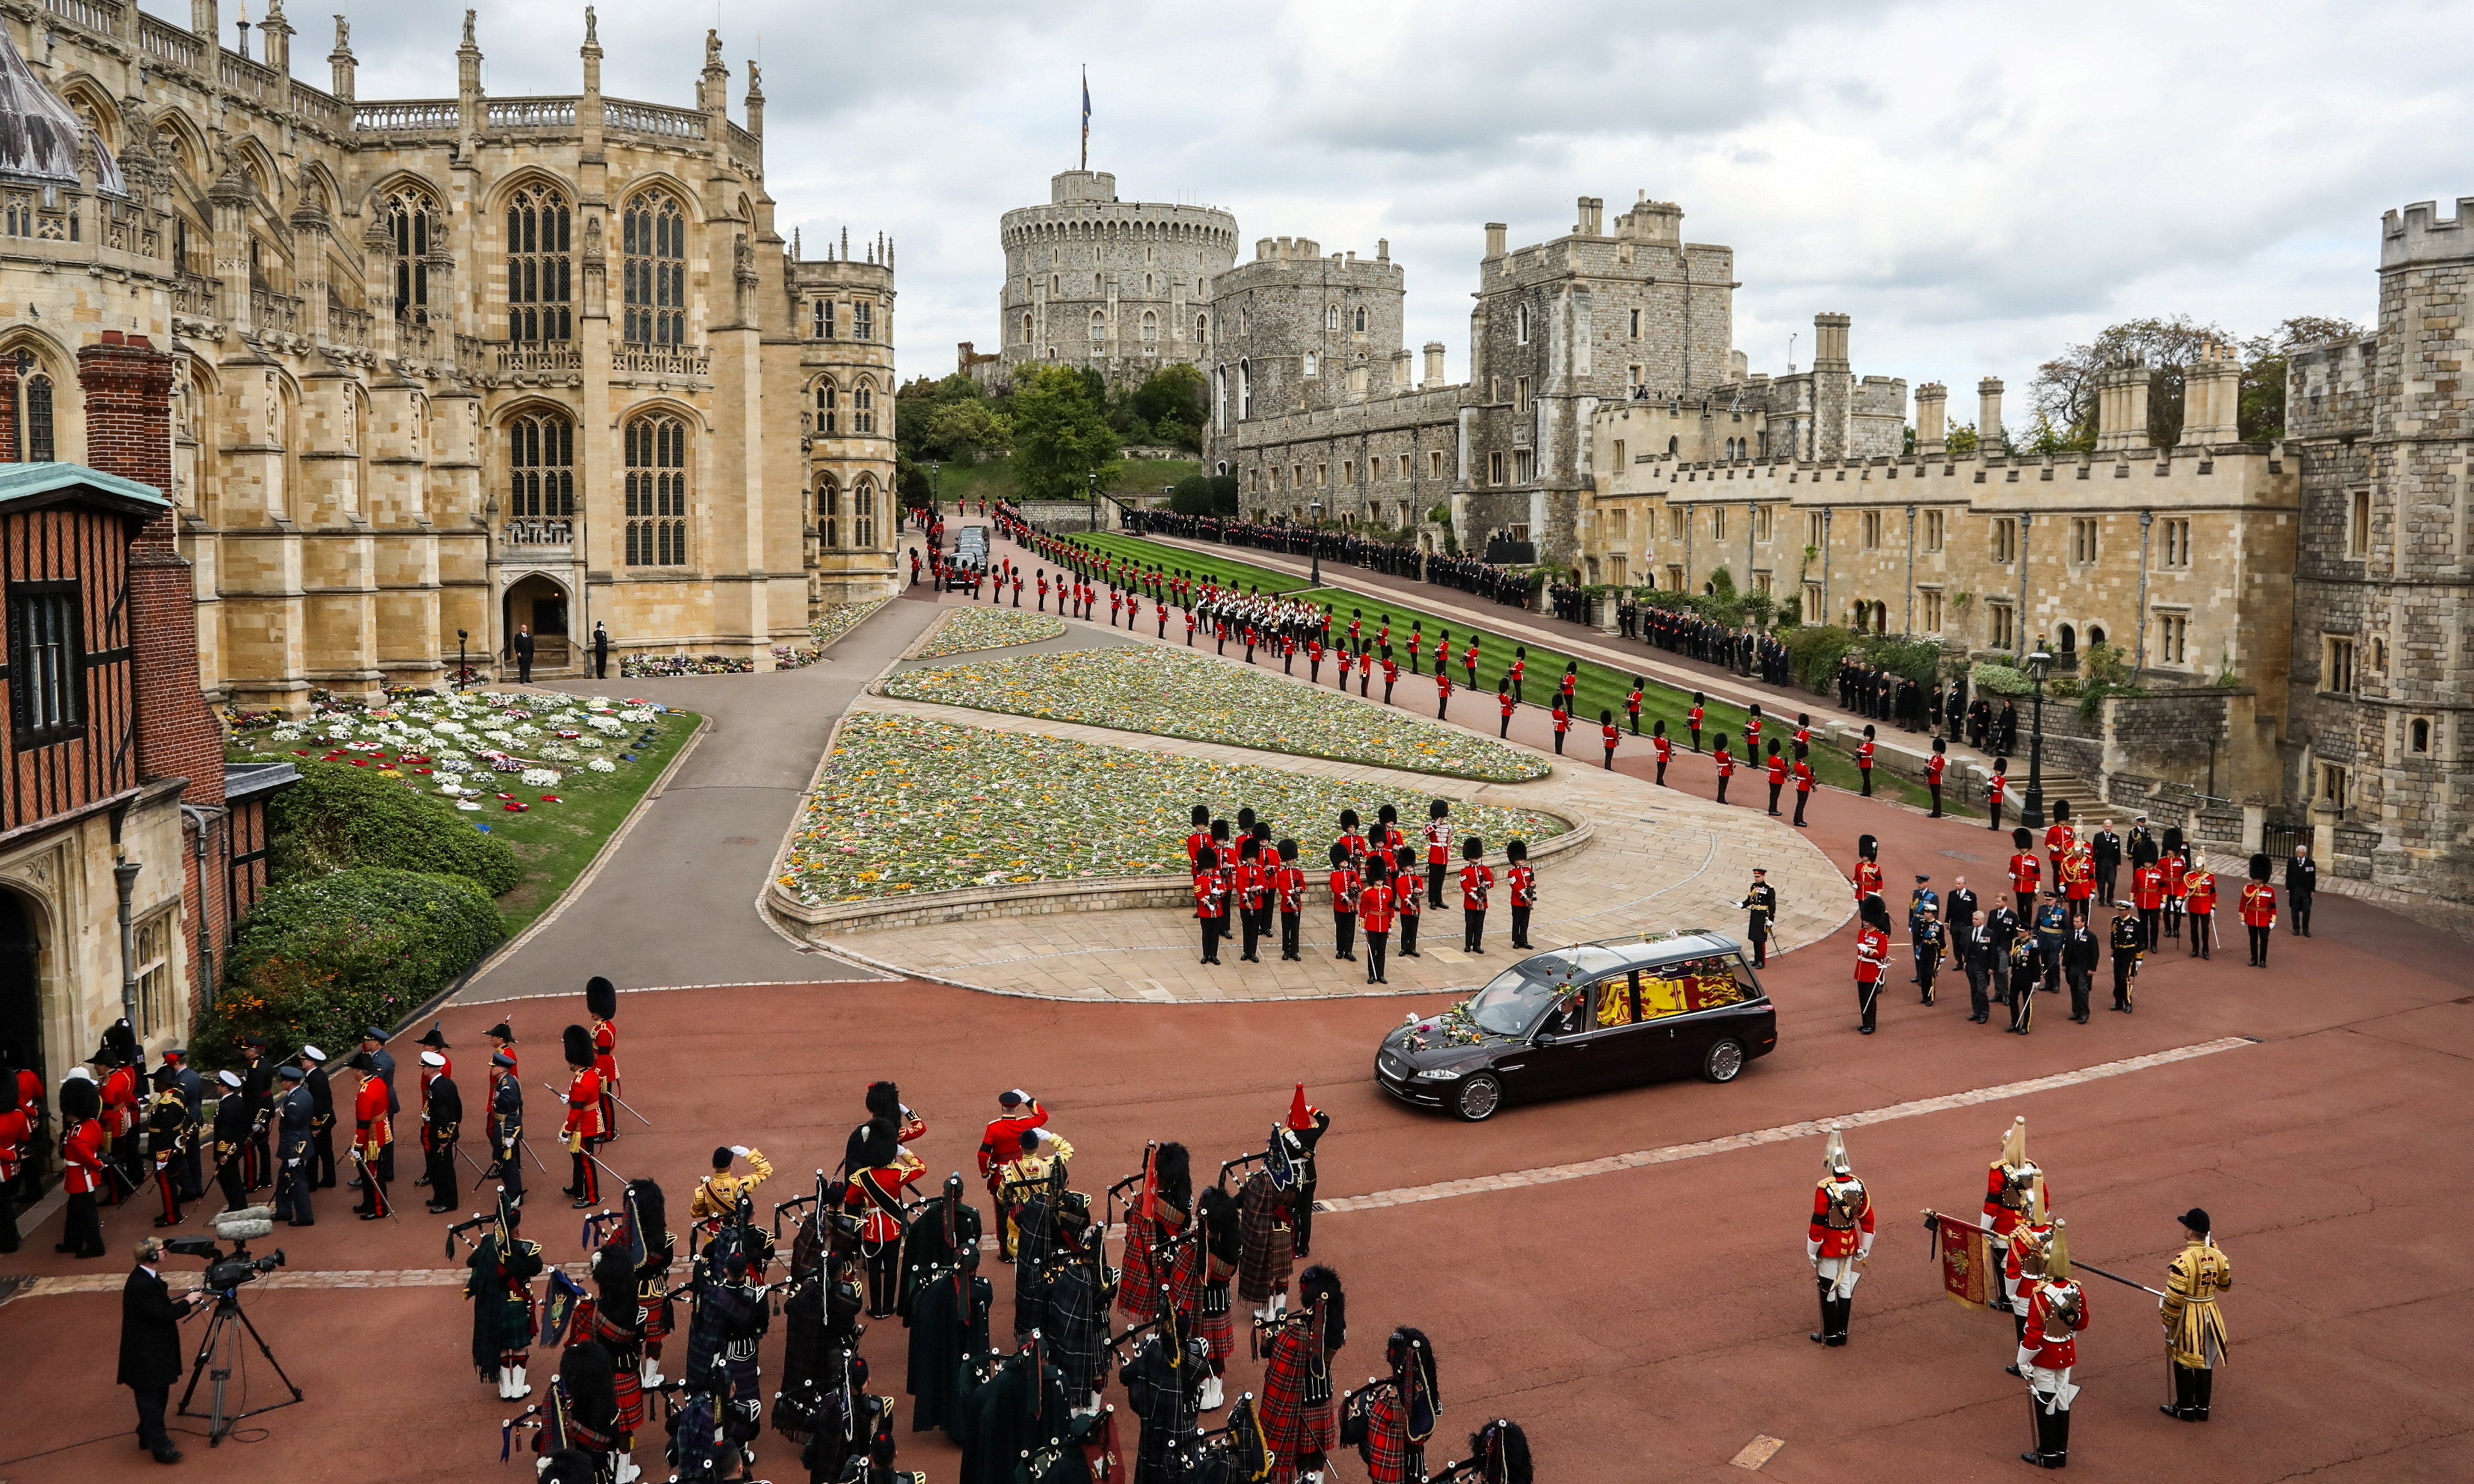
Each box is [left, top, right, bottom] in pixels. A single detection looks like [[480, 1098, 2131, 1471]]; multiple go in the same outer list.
[[993, 170, 1237, 390]]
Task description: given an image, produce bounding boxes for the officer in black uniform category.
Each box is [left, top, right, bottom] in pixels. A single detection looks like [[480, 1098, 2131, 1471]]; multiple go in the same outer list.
[[1962, 908, 1996, 1023], [487, 1051, 525, 1201], [208, 1070, 250, 1214], [419, 1053, 463, 1214], [2063, 912, 2100, 1023], [1738, 869, 1777, 968], [299, 1046, 336, 1188], [1907, 876, 1941, 989], [273, 1064, 316, 1227], [2285, 845, 2317, 937], [2108, 900, 2144, 1012]]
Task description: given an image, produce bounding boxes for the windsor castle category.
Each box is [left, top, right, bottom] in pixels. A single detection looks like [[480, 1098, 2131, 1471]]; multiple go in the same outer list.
[[984, 166, 2474, 916]]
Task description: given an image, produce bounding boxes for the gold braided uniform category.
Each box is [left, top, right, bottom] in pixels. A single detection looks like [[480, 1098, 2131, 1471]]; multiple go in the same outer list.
[[2160, 1234, 2232, 1421], [688, 1146, 772, 1223]]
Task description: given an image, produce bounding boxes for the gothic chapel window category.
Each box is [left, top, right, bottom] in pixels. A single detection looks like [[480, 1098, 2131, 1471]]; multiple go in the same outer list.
[[622, 190, 687, 347], [385, 186, 439, 321], [506, 184, 573, 344], [507, 411, 576, 520], [625, 413, 688, 567]]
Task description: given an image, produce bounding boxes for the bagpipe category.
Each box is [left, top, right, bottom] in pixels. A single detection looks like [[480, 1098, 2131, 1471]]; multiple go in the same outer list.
[[1186, 1394, 1267, 1484]]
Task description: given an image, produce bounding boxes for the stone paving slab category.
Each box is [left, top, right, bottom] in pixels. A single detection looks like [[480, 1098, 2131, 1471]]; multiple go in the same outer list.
[[810, 694, 1848, 1000]]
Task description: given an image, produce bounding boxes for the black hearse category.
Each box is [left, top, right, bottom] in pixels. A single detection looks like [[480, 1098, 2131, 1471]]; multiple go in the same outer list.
[[1373, 932, 1778, 1121]]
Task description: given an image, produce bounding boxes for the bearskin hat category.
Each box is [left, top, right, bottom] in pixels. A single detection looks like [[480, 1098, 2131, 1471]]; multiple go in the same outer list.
[[629, 1178, 667, 1244], [2163, 826, 2185, 854], [1278, 838, 1299, 863], [1505, 839, 1528, 863], [1857, 834, 1878, 861], [1428, 798, 1450, 820], [1299, 1265, 1347, 1352], [1236, 837, 1260, 864], [59, 1072, 101, 1121], [1933, 736, 1947, 755], [2249, 852, 2272, 882], [1211, 818, 1231, 842], [1693, 690, 1705, 705], [2013, 828, 2034, 850], [865, 1081, 901, 1122], [1190, 804, 1210, 828], [1462, 837, 1483, 861], [559, 1338, 617, 1422], [1377, 804, 1398, 827], [1196, 846, 1219, 871], [1860, 895, 1893, 932], [1713, 733, 1730, 751], [1339, 809, 1360, 831], [1199, 1185, 1242, 1266], [1237, 807, 1257, 832], [1388, 1325, 1441, 1409], [847, 1116, 899, 1172], [585, 976, 617, 1020], [1326, 842, 1347, 868], [2053, 798, 2072, 823], [1153, 1141, 1193, 1215], [1470, 1420, 1533, 1484], [562, 1024, 595, 1070]]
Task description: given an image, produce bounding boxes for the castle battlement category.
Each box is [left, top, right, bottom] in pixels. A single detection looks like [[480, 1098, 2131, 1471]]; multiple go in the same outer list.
[[2381, 196, 2474, 268]]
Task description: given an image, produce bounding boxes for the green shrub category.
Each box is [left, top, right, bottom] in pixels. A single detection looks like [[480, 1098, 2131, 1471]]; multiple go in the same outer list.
[[1972, 661, 2035, 696], [1859, 635, 1944, 686], [197, 868, 504, 1065], [268, 758, 522, 895], [1783, 624, 1864, 694]]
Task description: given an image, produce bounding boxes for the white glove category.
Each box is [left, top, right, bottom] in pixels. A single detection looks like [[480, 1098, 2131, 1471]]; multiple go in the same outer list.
[[731, 1145, 749, 1158], [1805, 1238, 1820, 1262], [1858, 1233, 1875, 1261]]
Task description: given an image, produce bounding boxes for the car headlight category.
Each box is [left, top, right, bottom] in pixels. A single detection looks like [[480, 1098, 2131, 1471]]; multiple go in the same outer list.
[[1418, 1066, 1466, 1081]]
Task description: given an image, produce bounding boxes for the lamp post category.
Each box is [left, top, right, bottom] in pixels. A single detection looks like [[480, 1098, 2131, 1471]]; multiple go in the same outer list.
[[930, 459, 941, 519], [456, 629, 468, 691], [1087, 470, 1098, 536], [1307, 500, 1323, 587], [2021, 641, 2053, 830]]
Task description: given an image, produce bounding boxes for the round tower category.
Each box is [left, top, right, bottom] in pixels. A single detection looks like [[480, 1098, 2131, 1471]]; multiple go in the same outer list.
[[995, 169, 1238, 389]]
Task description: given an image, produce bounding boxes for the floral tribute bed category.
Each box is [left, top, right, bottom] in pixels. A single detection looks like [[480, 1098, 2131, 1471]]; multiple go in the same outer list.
[[878, 645, 1550, 783], [230, 690, 688, 814], [614, 597, 893, 677], [915, 607, 1068, 659], [777, 711, 1564, 905]]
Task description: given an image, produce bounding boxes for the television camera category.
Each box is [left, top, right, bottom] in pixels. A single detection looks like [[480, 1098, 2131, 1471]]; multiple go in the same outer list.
[[164, 1206, 286, 1294]]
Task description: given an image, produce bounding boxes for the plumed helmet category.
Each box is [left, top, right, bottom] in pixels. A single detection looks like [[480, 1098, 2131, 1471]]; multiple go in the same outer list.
[[1505, 839, 1528, 862], [1462, 837, 1483, 861], [416, 1021, 450, 1049], [585, 976, 617, 1020], [485, 1021, 516, 1043], [1299, 1264, 1347, 1352], [2249, 852, 2271, 882], [562, 1025, 595, 1070], [865, 1081, 902, 1121], [59, 1072, 102, 1121], [1153, 1141, 1192, 1214], [1857, 834, 1878, 861], [629, 1178, 667, 1243], [2013, 828, 2034, 850], [1823, 1127, 1852, 1176], [1428, 799, 1449, 820], [94, 1017, 140, 1067]]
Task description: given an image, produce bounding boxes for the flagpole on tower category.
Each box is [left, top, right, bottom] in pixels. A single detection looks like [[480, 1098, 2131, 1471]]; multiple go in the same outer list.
[[1081, 65, 1090, 171]]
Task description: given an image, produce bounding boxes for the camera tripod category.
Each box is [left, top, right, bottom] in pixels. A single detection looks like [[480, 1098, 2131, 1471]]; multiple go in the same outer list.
[[176, 1286, 303, 1445]]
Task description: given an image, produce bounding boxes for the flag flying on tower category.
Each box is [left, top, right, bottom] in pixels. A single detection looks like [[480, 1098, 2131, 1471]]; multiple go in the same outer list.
[[1081, 67, 1091, 170]]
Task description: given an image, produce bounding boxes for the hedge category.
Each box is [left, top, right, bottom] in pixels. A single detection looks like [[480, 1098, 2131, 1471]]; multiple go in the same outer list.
[[268, 758, 522, 896], [196, 868, 504, 1065]]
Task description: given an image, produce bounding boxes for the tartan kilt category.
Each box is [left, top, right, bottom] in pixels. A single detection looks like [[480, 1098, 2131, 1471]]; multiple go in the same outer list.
[[1258, 1328, 1334, 1467], [1117, 1214, 1159, 1323], [589, 1304, 640, 1358], [610, 1365, 645, 1435], [1236, 1179, 1294, 1304], [1362, 1391, 1413, 1484], [1163, 1234, 1205, 1320], [638, 1292, 674, 1343], [1194, 1301, 1234, 1362], [567, 1295, 597, 1343]]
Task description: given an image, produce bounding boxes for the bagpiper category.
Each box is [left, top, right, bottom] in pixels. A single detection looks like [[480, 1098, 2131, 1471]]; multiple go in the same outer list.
[[2017, 1220, 2088, 1470], [1347, 1328, 1442, 1484], [1806, 1130, 1875, 1346], [2160, 1207, 2232, 1422], [468, 1185, 544, 1399], [1259, 1265, 1346, 1484]]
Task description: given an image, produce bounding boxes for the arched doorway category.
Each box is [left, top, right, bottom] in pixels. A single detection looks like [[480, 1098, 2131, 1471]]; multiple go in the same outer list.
[[1871, 600, 1888, 634], [502, 574, 571, 672], [2057, 623, 2078, 656], [0, 889, 46, 1192]]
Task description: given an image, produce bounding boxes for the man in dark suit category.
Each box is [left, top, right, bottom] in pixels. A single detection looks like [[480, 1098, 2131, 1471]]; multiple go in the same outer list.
[[514, 624, 535, 684], [121, 1236, 202, 1463], [591, 621, 610, 680]]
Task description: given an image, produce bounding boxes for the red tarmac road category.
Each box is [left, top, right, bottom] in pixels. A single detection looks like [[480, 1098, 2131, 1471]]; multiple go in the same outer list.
[[4, 590, 2470, 1480]]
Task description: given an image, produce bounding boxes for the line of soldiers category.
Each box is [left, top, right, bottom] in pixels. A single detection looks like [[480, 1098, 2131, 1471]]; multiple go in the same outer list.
[[1814, 1117, 2234, 1470], [1186, 801, 1539, 979]]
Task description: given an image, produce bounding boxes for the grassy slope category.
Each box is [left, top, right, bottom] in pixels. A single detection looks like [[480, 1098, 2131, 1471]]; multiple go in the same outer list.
[[480, 713, 700, 934], [1062, 531, 1951, 810]]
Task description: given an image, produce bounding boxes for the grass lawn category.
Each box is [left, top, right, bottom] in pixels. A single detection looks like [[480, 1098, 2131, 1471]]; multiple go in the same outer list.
[[1057, 530, 1952, 811], [481, 715, 699, 934]]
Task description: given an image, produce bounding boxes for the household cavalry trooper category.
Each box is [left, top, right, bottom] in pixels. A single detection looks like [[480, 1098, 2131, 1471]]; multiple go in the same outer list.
[[2017, 1220, 2089, 1470], [2002, 1194, 2057, 1356], [2160, 1207, 2232, 1422], [1983, 1118, 2050, 1326], [1805, 1130, 1874, 1347]]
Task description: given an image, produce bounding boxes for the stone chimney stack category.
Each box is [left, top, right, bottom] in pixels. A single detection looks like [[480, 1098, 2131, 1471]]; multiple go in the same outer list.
[[1485, 222, 1507, 259], [1576, 197, 1604, 236], [1423, 341, 1445, 390], [2180, 342, 2240, 447], [328, 12, 356, 99], [1391, 348, 1412, 393], [1977, 376, 2006, 454], [1915, 381, 1948, 456], [2095, 358, 2151, 452], [1812, 312, 1851, 369]]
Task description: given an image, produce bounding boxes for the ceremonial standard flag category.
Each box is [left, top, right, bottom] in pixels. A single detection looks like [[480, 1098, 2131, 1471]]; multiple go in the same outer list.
[[1080, 67, 1091, 170], [1931, 1212, 1995, 1309]]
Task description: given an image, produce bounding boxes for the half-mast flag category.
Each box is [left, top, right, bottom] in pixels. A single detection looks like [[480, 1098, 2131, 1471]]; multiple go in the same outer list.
[[1081, 67, 1091, 170]]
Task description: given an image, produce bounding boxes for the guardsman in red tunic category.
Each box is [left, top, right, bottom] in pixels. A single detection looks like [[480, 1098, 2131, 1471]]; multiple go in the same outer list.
[[1765, 741, 1789, 816], [2061, 843, 2096, 922], [2044, 800, 2078, 889], [2017, 1221, 2090, 1470], [1154, 597, 1167, 637], [98, 1031, 142, 1204], [1236, 837, 1271, 965], [1392, 851, 1423, 960], [1423, 800, 1453, 909], [1791, 754, 1816, 827], [586, 977, 621, 1139], [1274, 839, 1308, 961], [2161, 835, 2190, 941], [1652, 719, 1674, 785], [1558, 662, 1577, 710], [1356, 646, 1374, 696], [1185, 804, 1213, 869], [1496, 685, 1516, 739], [1326, 843, 1361, 964], [1464, 639, 1482, 690], [350, 1051, 394, 1220], [1194, 845, 1229, 966], [1548, 702, 1570, 755], [1713, 733, 1736, 805], [1807, 1131, 1875, 1345], [1459, 838, 1493, 953], [1852, 834, 1885, 904], [1380, 651, 1399, 705], [1505, 840, 1537, 949], [1745, 704, 1764, 755], [2240, 852, 2277, 967], [1509, 649, 1528, 703], [1306, 638, 1324, 683], [1987, 760, 2010, 832], [1435, 665, 1453, 719], [1856, 724, 1877, 796], [1036, 572, 1051, 611], [1926, 737, 1948, 817], [560, 1025, 606, 1209], [1853, 899, 1891, 1034], [56, 1071, 107, 1256], [1406, 625, 1423, 674], [1599, 711, 1620, 771], [1627, 678, 1644, 735], [1358, 859, 1397, 984], [2183, 861, 2217, 959], [1688, 693, 1706, 752], [2133, 856, 2167, 951], [2009, 828, 2044, 916]]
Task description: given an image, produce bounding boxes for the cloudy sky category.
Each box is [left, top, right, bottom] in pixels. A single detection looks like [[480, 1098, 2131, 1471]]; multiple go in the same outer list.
[[195, 0, 2469, 407]]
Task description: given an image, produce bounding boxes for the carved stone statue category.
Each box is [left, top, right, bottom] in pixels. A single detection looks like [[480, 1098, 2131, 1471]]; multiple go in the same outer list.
[[585, 6, 597, 45], [705, 29, 722, 67], [461, 9, 476, 47]]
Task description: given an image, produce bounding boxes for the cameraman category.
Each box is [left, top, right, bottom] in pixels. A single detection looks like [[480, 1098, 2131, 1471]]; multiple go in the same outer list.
[[121, 1235, 205, 1463]]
